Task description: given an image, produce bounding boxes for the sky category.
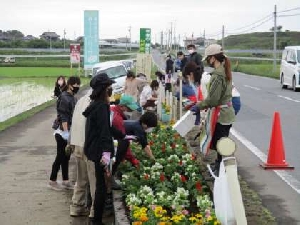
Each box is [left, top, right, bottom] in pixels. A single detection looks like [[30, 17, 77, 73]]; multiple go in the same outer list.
[[1, 0, 300, 43]]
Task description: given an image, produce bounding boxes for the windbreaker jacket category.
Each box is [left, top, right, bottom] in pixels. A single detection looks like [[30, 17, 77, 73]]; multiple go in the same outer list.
[[83, 100, 124, 162], [57, 91, 77, 130], [197, 66, 235, 125]]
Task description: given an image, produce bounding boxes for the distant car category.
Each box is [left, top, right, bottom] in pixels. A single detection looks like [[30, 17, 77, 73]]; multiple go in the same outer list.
[[280, 46, 300, 91], [119, 59, 135, 71], [92, 61, 127, 96], [3, 57, 15, 63]]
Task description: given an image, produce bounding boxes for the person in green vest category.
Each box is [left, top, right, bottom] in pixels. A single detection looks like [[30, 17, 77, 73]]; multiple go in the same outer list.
[[191, 44, 235, 173]]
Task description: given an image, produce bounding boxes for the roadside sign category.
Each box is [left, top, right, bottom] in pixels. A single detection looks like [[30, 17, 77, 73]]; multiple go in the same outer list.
[[70, 44, 80, 64], [140, 28, 151, 54], [84, 10, 99, 69]]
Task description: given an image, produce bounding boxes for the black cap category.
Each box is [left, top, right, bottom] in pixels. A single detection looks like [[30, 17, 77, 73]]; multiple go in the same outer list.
[[90, 73, 115, 89]]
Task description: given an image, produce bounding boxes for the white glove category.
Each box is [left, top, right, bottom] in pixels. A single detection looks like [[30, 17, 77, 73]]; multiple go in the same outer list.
[[61, 131, 70, 141], [124, 135, 138, 141], [101, 152, 111, 166]]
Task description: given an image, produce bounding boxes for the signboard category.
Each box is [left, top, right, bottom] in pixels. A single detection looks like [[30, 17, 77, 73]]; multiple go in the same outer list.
[[70, 44, 81, 64], [84, 10, 99, 69], [136, 53, 152, 80], [140, 28, 151, 53]]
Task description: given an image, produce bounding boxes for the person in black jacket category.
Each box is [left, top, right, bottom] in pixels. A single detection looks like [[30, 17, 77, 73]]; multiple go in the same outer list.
[[83, 73, 125, 225], [165, 54, 174, 74], [177, 51, 188, 72], [53, 75, 66, 98], [49, 76, 81, 191], [187, 44, 204, 76]]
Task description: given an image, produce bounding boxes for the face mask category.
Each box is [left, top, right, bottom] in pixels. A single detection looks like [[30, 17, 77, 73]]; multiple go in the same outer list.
[[206, 57, 215, 68], [57, 80, 64, 86], [72, 86, 80, 94], [188, 49, 194, 54], [107, 87, 113, 97], [145, 127, 154, 133]]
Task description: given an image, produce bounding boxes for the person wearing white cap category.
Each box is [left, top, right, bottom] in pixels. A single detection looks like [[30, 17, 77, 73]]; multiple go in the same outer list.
[[190, 44, 235, 173]]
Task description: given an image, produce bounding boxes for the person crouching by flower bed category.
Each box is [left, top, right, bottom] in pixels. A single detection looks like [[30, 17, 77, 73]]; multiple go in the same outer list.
[[110, 95, 140, 186], [123, 112, 158, 162], [83, 73, 126, 225]]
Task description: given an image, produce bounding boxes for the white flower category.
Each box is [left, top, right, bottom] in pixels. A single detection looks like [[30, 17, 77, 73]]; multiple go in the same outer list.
[[126, 193, 142, 206], [171, 172, 181, 182]]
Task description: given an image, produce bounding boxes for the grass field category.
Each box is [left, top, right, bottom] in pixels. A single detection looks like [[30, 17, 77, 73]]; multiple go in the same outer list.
[[0, 67, 84, 77], [232, 61, 280, 79]]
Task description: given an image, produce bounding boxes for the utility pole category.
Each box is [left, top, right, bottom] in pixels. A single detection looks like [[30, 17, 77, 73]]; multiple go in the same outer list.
[[63, 29, 66, 50], [161, 31, 163, 50], [165, 31, 168, 50], [222, 25, 225, 49], [128, 26, 132, 51], [178, 34, 180, 51], [170, 22, 173, 51], [273, 5, 277, 72], [203, 29, 206, 47]]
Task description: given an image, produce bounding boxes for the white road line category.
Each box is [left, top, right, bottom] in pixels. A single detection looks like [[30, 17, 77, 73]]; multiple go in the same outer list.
[[244, 85, 261, 91], [277, 95, 300, 103], [231, 128, 300, 195]]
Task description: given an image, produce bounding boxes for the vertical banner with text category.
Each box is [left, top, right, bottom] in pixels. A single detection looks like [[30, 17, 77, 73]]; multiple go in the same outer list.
[[140, 28, 151, 54], [84, 10, 99, 70], [70, 44, 81, 64]]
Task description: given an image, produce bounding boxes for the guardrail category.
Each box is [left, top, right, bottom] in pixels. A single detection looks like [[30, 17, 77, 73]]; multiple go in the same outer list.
[[0, 53, 137, 58], [229, 56, 281, 61]]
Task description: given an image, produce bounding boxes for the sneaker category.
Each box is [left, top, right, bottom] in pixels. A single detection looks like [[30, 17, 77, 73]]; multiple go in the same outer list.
[[70, 208, 90, 217], [62, 181, 74, 190], [48, 181, 63, 191]]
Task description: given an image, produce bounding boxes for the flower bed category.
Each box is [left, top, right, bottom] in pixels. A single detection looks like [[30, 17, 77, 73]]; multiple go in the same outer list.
[[120, 126, 220, 224]]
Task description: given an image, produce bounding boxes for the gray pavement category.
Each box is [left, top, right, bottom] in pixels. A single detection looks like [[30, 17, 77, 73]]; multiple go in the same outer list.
[[152, 49, 300, 224]]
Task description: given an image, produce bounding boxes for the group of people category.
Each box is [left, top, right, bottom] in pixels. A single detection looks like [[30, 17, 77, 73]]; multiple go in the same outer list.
[[163, 44, 241, 173], [47, 43, 241, 224], [49, 71, 159, 225]]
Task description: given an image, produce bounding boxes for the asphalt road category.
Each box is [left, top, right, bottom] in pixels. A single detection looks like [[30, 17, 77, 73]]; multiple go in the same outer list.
[[152, 49, 300, 223]]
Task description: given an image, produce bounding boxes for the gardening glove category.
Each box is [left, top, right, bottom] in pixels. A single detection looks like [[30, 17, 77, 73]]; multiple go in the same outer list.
[[190, 104, 200, 114], [101, 152, 111, 166], [61, 131, 70, 141], [124, 135, 138, 141], [101, 152, 111, 177], [194, 113, 201, 125], [184, 101, 196, 110]]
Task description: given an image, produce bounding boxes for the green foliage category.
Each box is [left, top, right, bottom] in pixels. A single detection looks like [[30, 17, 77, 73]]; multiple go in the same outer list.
[[224, 31, 300, 49], [232, 61, 280, 79]]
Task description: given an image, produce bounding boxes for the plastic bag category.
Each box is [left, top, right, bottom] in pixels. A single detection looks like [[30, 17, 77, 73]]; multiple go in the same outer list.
[[208, 159, 235, 225]]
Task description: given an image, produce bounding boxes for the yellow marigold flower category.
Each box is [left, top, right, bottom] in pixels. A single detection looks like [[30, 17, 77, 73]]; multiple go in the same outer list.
[[189, 216, 197, 222], [207, 216, 213, 221], [161, 216, 170, 221], [140, 215, 148, 222], [158, 222, 166, 225], [195, 213, 203, 219], [214, 221, 221, 225], [132, 221, 143, 225]]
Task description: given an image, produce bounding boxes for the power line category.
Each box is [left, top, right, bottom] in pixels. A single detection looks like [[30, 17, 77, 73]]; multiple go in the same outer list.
[[277, 6, 300, 14], [226, 13, 273, 32], [226, 17, 273, 35], [278, 13, 300, 17]]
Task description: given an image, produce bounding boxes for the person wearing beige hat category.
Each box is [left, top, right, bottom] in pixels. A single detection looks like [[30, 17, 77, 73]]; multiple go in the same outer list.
[[190, 44, 235, 174]]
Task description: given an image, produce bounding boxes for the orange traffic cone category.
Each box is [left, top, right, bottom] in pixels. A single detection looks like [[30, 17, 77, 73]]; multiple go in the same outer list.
[[260, 112, 294, 170]]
